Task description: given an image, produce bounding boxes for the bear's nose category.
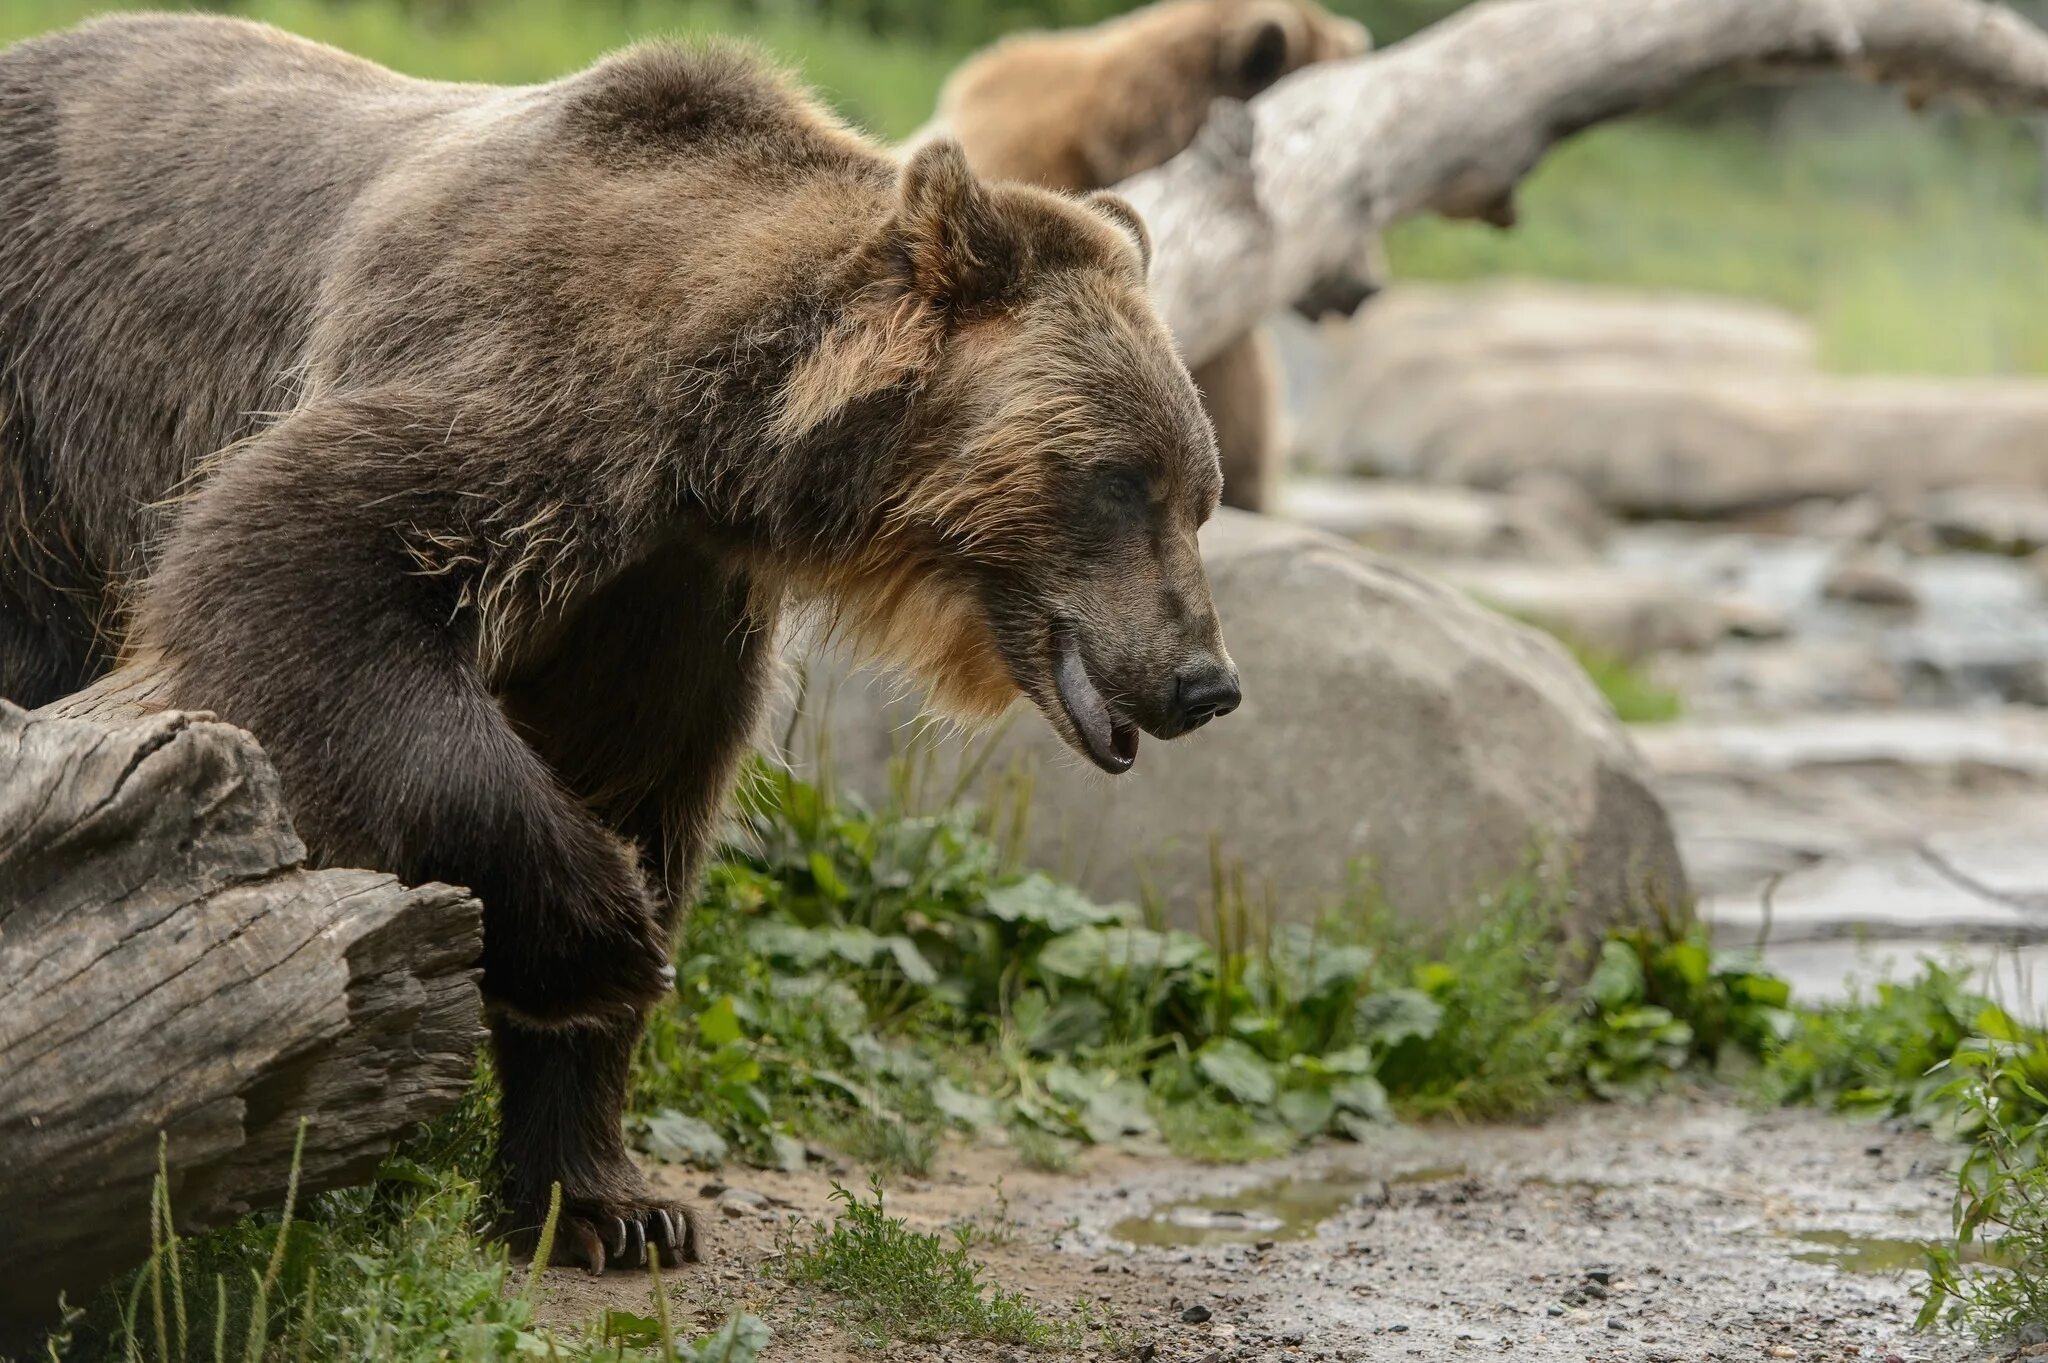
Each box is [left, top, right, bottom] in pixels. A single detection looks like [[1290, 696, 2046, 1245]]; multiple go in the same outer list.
[[1172, 660, 1241, 734]]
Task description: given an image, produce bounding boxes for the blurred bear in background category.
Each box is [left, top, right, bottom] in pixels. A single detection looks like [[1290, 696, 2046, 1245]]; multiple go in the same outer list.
[[926, 0, 1376, 512]]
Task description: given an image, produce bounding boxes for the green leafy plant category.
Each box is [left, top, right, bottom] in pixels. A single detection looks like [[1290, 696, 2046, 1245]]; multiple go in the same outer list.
[[1914, 1021, 2048, 1344]]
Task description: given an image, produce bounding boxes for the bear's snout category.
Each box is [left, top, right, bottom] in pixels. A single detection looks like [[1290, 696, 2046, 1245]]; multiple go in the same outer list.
[[1167, 657, 1241, 736]]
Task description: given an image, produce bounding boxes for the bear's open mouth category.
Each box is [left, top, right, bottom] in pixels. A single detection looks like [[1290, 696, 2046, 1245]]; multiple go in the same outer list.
[[1053, 628, 1138, 774]]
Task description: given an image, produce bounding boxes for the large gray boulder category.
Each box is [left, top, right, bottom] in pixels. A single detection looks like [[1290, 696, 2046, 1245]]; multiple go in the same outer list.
[[782, 512, 1687, 933], [1293, 282, 2048, 518]]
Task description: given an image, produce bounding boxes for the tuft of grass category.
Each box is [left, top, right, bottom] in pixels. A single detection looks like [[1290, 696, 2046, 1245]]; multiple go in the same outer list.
[[1568, 642, 1685, 725], [776, 1177, 1067, 1348]]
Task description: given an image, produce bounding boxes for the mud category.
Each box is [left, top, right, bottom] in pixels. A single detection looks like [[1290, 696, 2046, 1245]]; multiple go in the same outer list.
[[529, 1094, 1985, 1362]]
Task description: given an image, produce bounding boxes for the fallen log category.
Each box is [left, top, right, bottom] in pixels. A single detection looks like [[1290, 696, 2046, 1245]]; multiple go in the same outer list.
[[1121, 0, 2048, 368], [0, 696, 485, 1347]]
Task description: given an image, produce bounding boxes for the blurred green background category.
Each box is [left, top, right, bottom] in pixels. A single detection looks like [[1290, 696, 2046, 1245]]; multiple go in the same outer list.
[[5, 0, 2047, 376]]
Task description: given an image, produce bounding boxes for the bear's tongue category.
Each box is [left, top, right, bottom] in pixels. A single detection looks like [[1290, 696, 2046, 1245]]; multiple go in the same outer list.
[[1055, 634, 1137, 774]]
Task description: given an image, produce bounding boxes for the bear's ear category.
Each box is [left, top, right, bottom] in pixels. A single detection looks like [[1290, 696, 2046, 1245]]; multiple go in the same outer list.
[[894, 138, 1022, 312], [1085, 192, 1152, 278], [1221, 2, 1305, 94]]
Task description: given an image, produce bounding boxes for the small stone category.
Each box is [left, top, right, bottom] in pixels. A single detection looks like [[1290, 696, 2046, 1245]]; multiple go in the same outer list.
[[1181, 1305, 1213, 1325], [1865, 1145, 1884, 1157], [1606, 1318, 1628, 1333], [1583, 1267, 1613, 1285], [1546, 1305, 1565, 1318], [1822, 550, 1919, 611], [1255, 1239, 1277, 1252], [1387, 1324, 1409, 1334], [1766, 1348, 1797, 1359]]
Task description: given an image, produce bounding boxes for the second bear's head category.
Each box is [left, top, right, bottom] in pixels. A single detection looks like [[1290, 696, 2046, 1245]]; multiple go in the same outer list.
[[776, 139, 1238, 774]]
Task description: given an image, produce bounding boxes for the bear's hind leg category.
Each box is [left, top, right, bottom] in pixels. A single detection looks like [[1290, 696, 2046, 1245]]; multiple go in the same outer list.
[[1191, 329, 1281, 514]]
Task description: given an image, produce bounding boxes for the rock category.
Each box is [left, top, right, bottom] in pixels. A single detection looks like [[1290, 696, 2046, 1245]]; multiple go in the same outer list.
[[1792, 495, 1889, 544], [1181, 1305, 1214, 1324], [1430, 561, 1759, 661], [785, 512, 1687, 932], [1276, 477, 1596, 563], [1651, 638, 1901, 717], [1504, 471, 1612, 550], [1921, 485, 2048, 556], [1297, 283, 2048, 518], [1640, 709, 2048, 1017], [1821, 551, 1920, 611]]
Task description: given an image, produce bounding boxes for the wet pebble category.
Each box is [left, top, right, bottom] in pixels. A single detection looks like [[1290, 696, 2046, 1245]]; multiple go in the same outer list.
[[1181, 1304, 1213, 1324]]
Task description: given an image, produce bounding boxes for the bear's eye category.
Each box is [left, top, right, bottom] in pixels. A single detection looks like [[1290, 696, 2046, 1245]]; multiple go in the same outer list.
[[1092, 466, 1152, 519]]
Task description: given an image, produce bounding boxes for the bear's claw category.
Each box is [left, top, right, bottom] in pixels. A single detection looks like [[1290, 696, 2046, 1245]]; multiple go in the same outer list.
[[545, 1197, 701, 1274]]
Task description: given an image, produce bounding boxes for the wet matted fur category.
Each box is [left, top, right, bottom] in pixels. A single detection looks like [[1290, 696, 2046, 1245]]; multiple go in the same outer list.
[[0, 14, 1237, 1270]]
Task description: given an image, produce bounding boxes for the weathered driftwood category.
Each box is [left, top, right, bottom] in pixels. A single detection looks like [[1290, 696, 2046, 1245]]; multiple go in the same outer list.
[[1122, 0, 2048, 367], [0, 697, 485, 1346]]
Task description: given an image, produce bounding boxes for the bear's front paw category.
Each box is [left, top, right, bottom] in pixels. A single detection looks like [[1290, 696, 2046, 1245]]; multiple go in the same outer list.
[[516, 1189, 702, 1274]]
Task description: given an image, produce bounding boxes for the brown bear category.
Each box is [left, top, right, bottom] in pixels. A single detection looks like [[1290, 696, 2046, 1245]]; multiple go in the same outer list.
[[925, 0, 1374, 513], [0, 14, 1239, 1272]]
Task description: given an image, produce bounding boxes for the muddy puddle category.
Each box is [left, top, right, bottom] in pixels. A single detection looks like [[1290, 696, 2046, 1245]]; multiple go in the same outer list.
[[1779, 1227, 1993, 1275], [1110, 1164, 1467, 1246]]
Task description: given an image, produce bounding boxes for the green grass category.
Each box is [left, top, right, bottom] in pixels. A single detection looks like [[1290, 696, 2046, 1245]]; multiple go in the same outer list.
[[1568, 640, 1685, 725], [1389, 106, 2048, 377], [0, 0, 962, 138], [58, 1085, 773, 1363], [775, 1178, 1067, 1348]]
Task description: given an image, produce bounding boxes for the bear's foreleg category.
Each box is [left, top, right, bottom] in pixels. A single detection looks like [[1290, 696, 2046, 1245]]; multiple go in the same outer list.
[[491, 540, 781, 1273], [135, 398, 697, 1267]]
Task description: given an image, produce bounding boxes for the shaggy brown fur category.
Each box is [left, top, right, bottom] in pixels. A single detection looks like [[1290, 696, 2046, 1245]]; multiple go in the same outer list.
[[927, 0, 1372, 512], [0, 14, 1238, 1272]]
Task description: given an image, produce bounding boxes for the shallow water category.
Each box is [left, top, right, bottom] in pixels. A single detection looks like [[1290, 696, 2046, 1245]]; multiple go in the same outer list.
[[1110, 1165, 1466, 1246]]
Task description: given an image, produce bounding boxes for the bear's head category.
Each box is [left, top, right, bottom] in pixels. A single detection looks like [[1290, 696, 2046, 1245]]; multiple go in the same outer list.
[[1216, 0, 1371, 98], [779, 139, 1238, 773]]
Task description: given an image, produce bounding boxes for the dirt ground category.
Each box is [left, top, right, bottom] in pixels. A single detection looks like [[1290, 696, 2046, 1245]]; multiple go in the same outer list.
[[527, 1091, 1992, 1362]]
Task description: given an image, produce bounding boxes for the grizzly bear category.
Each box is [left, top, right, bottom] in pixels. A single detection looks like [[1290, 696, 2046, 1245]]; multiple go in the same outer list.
[[926, 0, 1374, 513], [0, 15, 1239, 1271]]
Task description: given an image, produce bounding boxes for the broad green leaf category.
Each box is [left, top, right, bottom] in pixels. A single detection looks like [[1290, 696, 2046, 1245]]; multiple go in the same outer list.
[[933, 1077, 1001, 1130], [1084, 1079, 1156, 1142], [982, 875, 1131, 932], [678, 1313, 772, 1363], [1196, 1038, 1278, 1106], [1027, 994, 1109, 1053], [1277, 1087, 1336, 1137], [1037, 926, 1210, 980], [883, 934, 940, 986], [1354, 989, 1444, 1049], [1588, 939, 1646, 1009], [639, 1110, 729, 1168], [807, 850, 850, 901], [697, 995, 744, 1047], [1331, 1074, 1392, 1122]]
